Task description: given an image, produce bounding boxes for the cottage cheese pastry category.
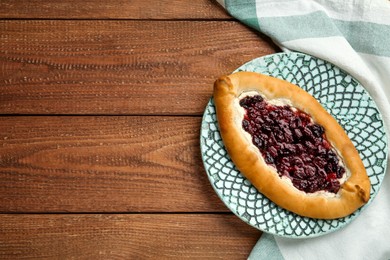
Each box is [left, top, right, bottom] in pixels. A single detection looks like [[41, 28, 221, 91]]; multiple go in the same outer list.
[[213, 71, 370, 219]]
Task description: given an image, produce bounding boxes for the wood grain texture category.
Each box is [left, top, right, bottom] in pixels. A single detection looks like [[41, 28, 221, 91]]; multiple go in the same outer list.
[[0, 0, 230, 19], [0, 20, 278, 115], [0, 116, 227, 212], [0, 1, 273, 257], [0, 214, 261, 259]]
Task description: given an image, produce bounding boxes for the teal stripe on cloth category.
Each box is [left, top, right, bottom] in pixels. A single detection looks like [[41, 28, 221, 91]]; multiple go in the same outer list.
[[335, 19, 390, 57], [258, 11, 342, 41], [258, 11, 390, 57], [248, 233, 284, 260], [225, 0, 260, 31]]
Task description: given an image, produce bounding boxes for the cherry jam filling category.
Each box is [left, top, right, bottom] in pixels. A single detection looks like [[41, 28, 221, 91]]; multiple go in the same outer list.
[[240, 95, 345, 194]]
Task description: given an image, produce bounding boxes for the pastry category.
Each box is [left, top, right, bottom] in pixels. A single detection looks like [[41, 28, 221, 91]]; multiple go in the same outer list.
[[213, 71, 370, 219]]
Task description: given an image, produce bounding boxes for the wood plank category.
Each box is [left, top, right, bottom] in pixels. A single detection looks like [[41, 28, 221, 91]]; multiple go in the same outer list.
[[0, 0, 230, 19], [0, 214, 261, 259], [0, 116, 229, 212], [0, 20, 278, 115]]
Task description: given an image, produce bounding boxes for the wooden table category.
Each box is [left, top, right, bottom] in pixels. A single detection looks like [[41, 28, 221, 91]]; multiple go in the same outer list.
[[0, 1, 278, 258]]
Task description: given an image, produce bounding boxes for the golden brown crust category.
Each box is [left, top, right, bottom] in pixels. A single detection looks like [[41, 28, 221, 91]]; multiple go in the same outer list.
[[213, 71, 370, 219]]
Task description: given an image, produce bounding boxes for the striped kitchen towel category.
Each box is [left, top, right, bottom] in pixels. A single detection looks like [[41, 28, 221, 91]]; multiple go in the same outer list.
[[216, 0, 390, 259]]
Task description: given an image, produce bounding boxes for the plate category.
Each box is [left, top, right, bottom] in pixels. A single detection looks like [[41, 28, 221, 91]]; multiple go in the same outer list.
[[200, 52, 388, 238]]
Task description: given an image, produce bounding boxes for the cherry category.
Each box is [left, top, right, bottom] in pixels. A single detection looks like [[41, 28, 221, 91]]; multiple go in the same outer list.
[[239, 95, 345, 194]]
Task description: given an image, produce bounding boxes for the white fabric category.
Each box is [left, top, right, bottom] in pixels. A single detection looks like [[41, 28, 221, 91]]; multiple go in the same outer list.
[[254, 0, 390, 24]]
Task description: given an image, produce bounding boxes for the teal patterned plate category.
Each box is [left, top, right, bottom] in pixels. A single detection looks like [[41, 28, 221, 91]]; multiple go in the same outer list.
[[200, 52, 388, 238]]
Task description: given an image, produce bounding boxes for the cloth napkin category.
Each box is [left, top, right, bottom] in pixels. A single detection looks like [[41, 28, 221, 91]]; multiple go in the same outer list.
[[216, 0, 390, 259]]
